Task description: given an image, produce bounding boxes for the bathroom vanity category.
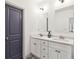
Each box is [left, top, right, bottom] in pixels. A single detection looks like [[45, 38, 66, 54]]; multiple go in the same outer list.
[[30, 35, 73, 59]]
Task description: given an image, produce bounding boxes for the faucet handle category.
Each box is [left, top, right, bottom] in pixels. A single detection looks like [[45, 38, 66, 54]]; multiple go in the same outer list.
[[59, 36, 64, 39], [38, 33, 43, 37]]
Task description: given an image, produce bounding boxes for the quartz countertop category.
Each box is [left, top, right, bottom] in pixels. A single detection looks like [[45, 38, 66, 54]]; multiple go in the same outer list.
[[31, 35, 73, 46]]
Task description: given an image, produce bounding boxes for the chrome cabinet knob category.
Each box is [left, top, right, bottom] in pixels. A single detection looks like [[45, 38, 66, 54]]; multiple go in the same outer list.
[[43, 48, 46, 50], [55, 50, 61, 53], [55, 50, 58, 52], [43, 56, 45, 58], [34, 43, 36, 45], [58, 51, 61, 53]]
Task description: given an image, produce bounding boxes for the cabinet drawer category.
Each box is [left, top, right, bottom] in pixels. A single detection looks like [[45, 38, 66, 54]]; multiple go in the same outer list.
[[40, 40, 48, 46], [41, 53, 48, 59], [31, 38, 40, 47], [41, 46, 48, 54], [49, 41, 72, 51], [31, 38, 40, 57]]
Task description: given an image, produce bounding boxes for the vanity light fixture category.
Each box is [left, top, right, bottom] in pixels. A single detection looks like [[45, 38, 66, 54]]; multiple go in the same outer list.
[[59, 0, 64, 3], [40, 8, 44, 11], [39, 5, 49, 14]]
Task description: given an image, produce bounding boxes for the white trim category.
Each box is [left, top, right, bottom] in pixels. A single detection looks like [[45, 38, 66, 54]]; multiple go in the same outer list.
[[5, 1, 24, 10]]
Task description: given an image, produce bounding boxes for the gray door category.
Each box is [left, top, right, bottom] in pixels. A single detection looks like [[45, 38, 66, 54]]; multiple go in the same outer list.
[[5, 4, 23, 59]]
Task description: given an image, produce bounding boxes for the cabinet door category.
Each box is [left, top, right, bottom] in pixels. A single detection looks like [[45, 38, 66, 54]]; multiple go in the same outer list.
[[49, 41, 72, 59], [31, 38, 40, 57], [58, 49, 72, 59], [49, 47, 58, 59]]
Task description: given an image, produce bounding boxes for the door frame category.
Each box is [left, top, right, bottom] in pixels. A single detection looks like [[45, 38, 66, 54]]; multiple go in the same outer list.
[[5, 3, 24, 59]]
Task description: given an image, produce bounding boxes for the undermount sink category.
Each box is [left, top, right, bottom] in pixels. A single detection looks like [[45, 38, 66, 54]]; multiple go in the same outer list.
[[52, 36, 71, 42]]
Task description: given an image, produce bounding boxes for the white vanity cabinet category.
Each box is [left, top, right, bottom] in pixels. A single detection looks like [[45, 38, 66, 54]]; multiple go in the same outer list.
[[30, 37, 73, 59], [49, 41, 72, 59]]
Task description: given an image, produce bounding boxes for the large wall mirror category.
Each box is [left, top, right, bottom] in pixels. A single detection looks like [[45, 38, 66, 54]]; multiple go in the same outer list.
[[51, 5, 74, 33]]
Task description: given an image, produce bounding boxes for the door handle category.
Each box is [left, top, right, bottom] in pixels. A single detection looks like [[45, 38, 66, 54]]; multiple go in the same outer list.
[[6, 37, 9, 40]]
